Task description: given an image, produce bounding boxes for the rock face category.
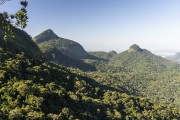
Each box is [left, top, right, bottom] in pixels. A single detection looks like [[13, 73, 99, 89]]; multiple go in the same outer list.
[[34, 29, 59, 44], [128, 44, 142, 53]]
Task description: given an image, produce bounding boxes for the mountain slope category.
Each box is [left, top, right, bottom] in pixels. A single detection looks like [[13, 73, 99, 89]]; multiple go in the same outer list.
[[34, 29, 90, 60], [0, 27, 42, 58], [43, 48, 96, 71]]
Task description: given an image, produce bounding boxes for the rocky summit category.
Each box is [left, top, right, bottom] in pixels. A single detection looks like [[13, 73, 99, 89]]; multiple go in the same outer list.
[[128, 44, 142, 52], [33, 29, 59, 44]]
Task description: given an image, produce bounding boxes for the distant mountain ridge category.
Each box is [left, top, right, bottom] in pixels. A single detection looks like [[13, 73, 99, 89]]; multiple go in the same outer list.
[[86, 44, 180, 72], [108, 44, 180, 72], [166, 52, 180, 63]]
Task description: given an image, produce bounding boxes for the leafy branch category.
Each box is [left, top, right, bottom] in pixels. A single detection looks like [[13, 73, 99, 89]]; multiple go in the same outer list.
[[0, 0, 28, 40]]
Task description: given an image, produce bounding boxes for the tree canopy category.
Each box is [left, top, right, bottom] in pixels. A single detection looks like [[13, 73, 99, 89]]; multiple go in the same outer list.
[[0, 0, 28, 40]]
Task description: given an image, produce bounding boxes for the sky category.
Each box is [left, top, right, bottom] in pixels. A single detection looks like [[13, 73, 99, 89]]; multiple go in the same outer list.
[[1, 0, 180, 52]]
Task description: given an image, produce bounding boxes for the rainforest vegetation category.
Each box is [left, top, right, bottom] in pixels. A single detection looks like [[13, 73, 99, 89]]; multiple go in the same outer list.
[[0, 0, 180, 119]]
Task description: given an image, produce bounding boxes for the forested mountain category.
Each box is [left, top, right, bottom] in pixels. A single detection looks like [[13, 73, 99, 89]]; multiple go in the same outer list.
[[109, 44, 180, 72], [33, 29, 99, 71], [85, 44, 180, 72], [0, 28, 179, 119], [34, 29, 90, 60]]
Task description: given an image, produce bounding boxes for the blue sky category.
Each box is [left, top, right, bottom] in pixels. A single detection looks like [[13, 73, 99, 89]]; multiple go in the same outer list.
[[1, 0, 180, 51]]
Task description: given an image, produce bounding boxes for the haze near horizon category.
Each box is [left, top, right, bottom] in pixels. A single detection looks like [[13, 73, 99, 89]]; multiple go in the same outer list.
[[1, 0, 180, 51]]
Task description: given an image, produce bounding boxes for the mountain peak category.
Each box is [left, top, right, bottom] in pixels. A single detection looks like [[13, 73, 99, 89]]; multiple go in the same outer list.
[[33, 29, 59, 44], [128, 44, 142, 52], [44, 29, 54, 33]]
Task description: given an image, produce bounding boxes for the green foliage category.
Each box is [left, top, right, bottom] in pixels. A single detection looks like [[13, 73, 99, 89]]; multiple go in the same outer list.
[[0, 0, 28, 40], [0, 27, 42, 58]]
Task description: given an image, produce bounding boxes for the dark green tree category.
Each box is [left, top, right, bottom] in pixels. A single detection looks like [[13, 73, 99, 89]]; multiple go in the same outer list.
[[0, 0, 28, 40]]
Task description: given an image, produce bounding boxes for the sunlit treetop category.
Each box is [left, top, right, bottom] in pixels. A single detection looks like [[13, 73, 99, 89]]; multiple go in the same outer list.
[[0, 0, 28, 40]]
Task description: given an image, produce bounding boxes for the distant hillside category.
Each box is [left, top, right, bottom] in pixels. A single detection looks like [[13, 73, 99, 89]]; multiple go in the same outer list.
[[0, 27, 42, 58], [109, 44, 180, 72], [88, 51, 117, 60], [86, 44, 180, 72], [166, 52, 180, 63]]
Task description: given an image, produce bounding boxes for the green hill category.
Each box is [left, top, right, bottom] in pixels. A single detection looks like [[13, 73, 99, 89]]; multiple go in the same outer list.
[[0, 30, 179, 119], [85, 44, 180, 73]]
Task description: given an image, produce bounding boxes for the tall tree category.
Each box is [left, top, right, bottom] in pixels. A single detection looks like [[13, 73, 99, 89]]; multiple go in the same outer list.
[[0, 0, 28, 40]]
